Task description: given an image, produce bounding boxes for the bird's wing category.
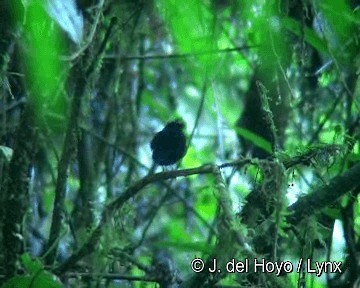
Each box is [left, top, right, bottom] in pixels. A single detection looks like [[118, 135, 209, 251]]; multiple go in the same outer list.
[[150, 132, 160, 150]]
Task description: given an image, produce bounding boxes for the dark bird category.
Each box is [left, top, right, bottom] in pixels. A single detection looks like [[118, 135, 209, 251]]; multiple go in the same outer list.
[[150, 120, 187, 166]]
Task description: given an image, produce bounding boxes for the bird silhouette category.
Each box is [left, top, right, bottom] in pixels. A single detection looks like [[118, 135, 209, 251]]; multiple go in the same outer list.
[[150, 120, 187, 166]]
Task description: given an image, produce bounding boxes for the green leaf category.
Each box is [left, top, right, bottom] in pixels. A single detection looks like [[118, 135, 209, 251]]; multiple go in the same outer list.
[[21, 253, 43, 274], [30, 271, 63, 288], [282, 17, 328, 53], [2, 276, 32, 288], [323, 208, 342, 220], [319, 0, 358, 43], [0, 145, 13, 163], [2, 272, 63, 288], [235, 127, 273, 154]]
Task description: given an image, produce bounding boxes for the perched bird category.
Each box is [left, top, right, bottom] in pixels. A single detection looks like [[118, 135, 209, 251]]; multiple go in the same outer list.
[[150, 120, 187, 166]]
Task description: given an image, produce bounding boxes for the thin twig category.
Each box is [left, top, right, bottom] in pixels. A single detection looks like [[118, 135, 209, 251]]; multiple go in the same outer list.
[[104, 46, 259, 61]]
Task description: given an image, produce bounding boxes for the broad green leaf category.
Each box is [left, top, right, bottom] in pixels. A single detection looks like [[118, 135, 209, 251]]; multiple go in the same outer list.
[[2, 272, 62, 288], [235, 127, 273, 154], [21, 253, 43, 274], [2, 276, 32, 288]]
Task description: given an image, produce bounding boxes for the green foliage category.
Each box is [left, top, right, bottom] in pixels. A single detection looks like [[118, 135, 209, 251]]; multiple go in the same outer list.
[[0, 145, 13, 163], [184, 146, 214, 168], [282, 17, 327, 53], [1, 254, 63, 288], [2, 0, 359, 287], [15, 0, 68, 132], [323, 207, 342, 220], [319, 1, 357, 42], [235, 127, 273, 154], [195, 183, 217, 220], [157, 0, 217, 73], [242, 1, 291, 70], [21, 253, 43, 273]]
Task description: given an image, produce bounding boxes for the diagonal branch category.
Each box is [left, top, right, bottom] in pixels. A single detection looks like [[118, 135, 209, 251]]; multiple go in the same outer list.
[[287, 161, 360, 226], [54, 165, 216, 274], [54, 159, 360, 276]]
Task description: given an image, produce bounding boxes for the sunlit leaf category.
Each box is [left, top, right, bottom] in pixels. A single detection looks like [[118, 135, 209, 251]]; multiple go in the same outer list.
[[21, 253, 43, 273], [235, 127, 273, 154], [0, 145, 13, 163], [45, 0, 83, 44]]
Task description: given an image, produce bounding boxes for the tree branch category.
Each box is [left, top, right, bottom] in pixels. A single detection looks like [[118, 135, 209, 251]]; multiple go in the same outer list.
[[287, 161, 360, 226]]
